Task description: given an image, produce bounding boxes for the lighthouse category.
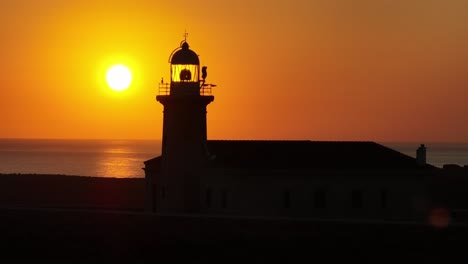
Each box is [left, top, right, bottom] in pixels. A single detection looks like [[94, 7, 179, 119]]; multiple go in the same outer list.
[[143, 36, 438, 220], [144, 38, 215, 213]]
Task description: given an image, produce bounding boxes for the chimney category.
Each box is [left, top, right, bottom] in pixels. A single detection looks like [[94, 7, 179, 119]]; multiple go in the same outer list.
[[416, 144, 426, 166]]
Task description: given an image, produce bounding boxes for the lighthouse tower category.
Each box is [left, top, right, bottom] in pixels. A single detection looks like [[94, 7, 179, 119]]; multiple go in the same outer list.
[[146, 39, 214, 213]]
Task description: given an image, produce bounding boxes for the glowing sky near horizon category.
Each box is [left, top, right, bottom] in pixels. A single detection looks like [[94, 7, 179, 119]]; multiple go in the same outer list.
[[0, 0, 467, 142]]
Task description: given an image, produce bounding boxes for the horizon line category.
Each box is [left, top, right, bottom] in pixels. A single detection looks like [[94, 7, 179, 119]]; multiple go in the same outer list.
[[0, 137, 467, 144]]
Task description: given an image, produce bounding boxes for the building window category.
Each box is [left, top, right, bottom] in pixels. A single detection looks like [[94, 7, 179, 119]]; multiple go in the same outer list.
[[314, 189, 326, 209], [221, 190, 227, 209], [380, 189, 388, 209], [206, 189, 212, 208], [283, 191, 291, 209], [351, 189, 363, 209]]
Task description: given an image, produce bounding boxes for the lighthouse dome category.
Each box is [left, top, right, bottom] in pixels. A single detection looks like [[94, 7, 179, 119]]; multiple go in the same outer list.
[[170, 41, 199, 65]]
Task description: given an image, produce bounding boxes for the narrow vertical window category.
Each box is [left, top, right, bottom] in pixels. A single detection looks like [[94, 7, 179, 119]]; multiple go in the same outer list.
[[152, 184, 157, 212], [162, 137, 167, 151], [161, 186, 166, 200], [314, 189, 326, 209], [221, 190, 227, 209], [351, 189, 363, 209], [206, 189, 212, 208], [283, 191, 291, 209], [381, 189, 388, 209]]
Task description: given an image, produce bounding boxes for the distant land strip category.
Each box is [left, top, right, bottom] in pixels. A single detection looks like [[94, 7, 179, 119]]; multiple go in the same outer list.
[[0, 173, 145, 210]]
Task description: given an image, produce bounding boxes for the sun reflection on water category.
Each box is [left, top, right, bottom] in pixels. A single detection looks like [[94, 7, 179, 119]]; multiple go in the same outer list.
[[90, 142, 159, 178], [96, 155, 140, 178]]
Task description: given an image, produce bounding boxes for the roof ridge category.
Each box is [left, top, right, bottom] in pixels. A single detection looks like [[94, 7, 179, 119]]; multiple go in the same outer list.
[[207, 139, 376, 143]]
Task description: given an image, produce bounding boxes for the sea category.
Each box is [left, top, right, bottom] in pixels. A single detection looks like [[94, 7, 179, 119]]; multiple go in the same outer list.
[[0, 139, 161, 178], [0, 139, 467, 178]]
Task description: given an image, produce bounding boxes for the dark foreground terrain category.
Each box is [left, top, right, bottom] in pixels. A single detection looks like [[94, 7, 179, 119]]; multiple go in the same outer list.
[[0, 174, 144, 210], [0, 174, 466, 263]]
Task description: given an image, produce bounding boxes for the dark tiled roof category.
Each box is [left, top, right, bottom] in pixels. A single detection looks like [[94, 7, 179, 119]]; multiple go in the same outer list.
[[205, 140, 434, 170], [145, 140, 436, 170]]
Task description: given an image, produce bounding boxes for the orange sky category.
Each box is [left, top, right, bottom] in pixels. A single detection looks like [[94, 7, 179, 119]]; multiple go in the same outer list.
[[1, 0, 467, 142]]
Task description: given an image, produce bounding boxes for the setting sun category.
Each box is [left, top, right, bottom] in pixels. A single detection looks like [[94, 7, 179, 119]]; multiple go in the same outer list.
[[106, 65, 132, 91]]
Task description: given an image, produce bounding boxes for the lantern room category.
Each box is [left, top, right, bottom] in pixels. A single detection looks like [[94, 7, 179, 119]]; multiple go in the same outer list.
[[158, 38, 214, 96], [169, 41, 200, 83]]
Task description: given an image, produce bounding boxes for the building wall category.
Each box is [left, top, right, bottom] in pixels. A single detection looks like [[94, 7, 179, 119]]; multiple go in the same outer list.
[[199, 169, 431, 221]]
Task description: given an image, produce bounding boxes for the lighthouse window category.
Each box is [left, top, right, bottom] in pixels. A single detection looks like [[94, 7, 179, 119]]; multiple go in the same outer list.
[[152, 184, 157, 212], [171, 64, 198, 82]]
